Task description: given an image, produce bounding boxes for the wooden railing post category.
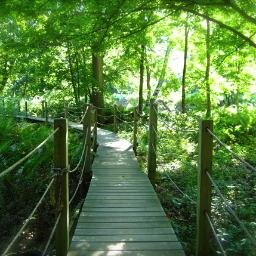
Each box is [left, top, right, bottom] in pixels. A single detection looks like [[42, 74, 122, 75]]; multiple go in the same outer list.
[[147, 99, 157, 184], [196, 119, 213, 256], [25, 101, 28, 117], [54, 118, 69, 256], [83, 104, 92, 179], [133, 106, 138, 156]]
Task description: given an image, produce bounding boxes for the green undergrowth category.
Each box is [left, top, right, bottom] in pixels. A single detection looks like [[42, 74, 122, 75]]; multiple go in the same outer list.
[[0, 117, 83, 254], [118, 108, 256, 256]]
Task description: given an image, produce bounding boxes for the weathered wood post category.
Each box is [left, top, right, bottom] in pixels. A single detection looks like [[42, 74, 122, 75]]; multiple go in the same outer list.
[[54, 118, 69, 256], [83, 104, 92, 181], [114, 104, 117, 133], [147, 99, 157, 184], [25, 101, 28, 117], [133, 106, 138, 156], [196, 119, 213, 256]]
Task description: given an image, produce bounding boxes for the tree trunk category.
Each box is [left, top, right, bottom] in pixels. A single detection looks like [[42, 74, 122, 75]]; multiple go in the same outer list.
[[181, 21, 189, 113], [146, 64, 151, 103], [67, 44, 79, 106], [75, 52, 81, 105], [91, 52, 104, 109], [81, 47, 89, 103], [138, 45, 145, 114], [205, 18, 211, 118], [152, 39, 172, 99], [0, 55, 13, 94]]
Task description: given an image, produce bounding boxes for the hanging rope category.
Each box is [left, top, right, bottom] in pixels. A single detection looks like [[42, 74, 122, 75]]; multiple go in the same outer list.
[[207, 128, 256, 173], [205, 212, 227, 256], [42, 211, 61, 256], [3, 178, 55, 255], [159, 165, 196, 204], [0, 128, 59, 179], [69, 137, 87, 173], [69, 130, 91, 205], [207, 171, 256, 246]]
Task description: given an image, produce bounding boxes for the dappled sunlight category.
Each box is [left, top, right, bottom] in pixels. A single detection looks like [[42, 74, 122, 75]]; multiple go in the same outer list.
[[107, 242, 126, 254], [104, 139, 132, 151]]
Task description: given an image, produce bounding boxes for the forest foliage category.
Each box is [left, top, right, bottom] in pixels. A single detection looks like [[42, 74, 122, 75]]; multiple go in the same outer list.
[[1, 0, 256, 255]]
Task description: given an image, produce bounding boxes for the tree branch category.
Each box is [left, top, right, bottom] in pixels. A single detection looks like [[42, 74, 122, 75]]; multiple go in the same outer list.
[[228, 0, 256, 26], [168, 5, 256, 48]]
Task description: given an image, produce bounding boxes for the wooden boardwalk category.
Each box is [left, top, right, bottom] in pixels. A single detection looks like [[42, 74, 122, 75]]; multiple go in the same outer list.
[[68, 129, 185, 256]]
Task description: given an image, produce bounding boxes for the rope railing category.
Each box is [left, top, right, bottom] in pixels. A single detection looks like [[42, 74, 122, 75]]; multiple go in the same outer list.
[[207, 128, 256, 173], [69, 131, 91, 205], [69, 154, 87, 205], [78, 110, 87, 124], [205, 212, 227, 256], [69, 138, 87, 173], [93, 105, 112, 110], [160, 166, 196, 204], [0, 128, 59, 179], [157, 99, 173, 114], [42, 211, 61, 256], [159, 118, 196, 133], [3, 177, 55, 255], [115, 105, 132, 116], [2, 102, 98, 255], [206, 171, 256, 246], [97, 113, 115, 118], [116, 116, 134, 125], [5, 98, 255, 256]]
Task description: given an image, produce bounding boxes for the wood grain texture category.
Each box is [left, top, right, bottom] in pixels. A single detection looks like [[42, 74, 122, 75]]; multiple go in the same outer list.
[[66, 129, 185, 256]]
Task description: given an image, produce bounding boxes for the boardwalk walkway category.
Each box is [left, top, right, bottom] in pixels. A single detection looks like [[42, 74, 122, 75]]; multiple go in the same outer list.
[[68, 129, 185, 256]]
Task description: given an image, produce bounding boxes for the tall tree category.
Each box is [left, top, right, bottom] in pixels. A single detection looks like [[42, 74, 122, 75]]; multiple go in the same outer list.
[[138, 45, 145, 114], [181, 17, 189, 113], [205, 18, 211, 118], [152, 38, 172, 99], [91, 51, 104, 109]]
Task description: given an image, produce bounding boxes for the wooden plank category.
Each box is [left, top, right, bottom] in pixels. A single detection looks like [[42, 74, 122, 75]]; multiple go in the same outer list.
[[84, 199, 160, 204], [85, 195, 158, 200], [72, 234, 177, 242], [83, 200, 162, 209], [88, 192, 155, 195], [90, 181, 152, 185], [69, 241, 183, 251], [76, 222, 172, 229], [79, 211, 165, 217], [88, 191, 155, 195], [68, 127, 184, 256], [74, 228, 175, 236], [90, 185, 152, 188], [78, 216, 169, 223], [93, 174, 143, 177], [68, 250, 185, 256], [88, 188, 154, 191], [83, 205, 163, 213], [92, 179, 148, 182]]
